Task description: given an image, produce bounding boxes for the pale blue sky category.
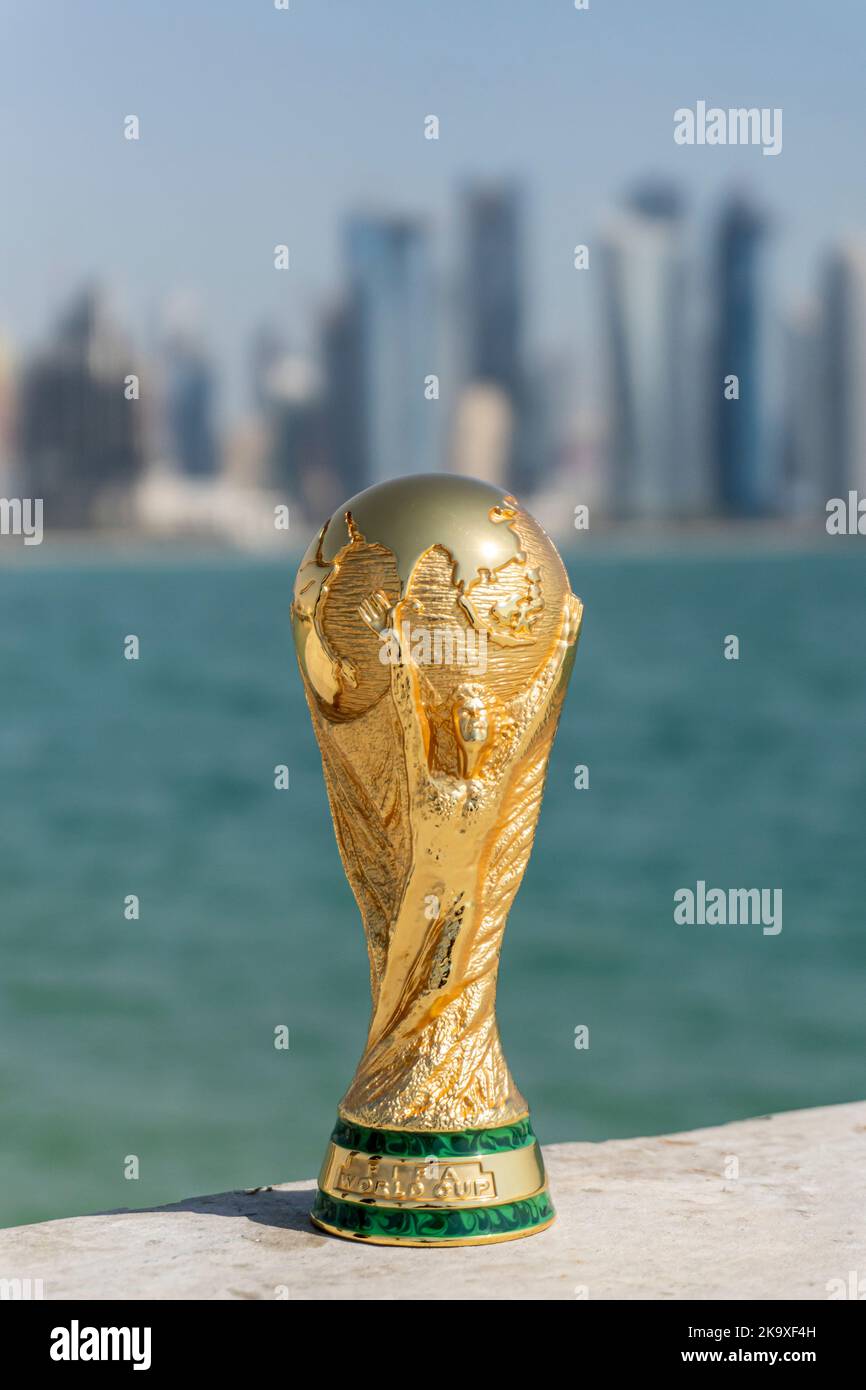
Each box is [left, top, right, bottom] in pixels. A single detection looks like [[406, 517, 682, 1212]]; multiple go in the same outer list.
[[1, 0, 863, 416]]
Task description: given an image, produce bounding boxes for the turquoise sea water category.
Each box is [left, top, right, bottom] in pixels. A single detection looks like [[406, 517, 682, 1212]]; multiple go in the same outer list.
[[1, 545, 864, 1228]]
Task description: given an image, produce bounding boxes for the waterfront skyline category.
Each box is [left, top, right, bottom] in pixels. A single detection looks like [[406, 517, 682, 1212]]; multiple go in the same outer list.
[[5, 174, 866, 536], [1, 0, 863, 420], [2, 1, 866, 535]]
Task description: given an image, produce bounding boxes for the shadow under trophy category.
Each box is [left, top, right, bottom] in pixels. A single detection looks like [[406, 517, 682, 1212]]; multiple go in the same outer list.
[[292, 473, 583, 1245]]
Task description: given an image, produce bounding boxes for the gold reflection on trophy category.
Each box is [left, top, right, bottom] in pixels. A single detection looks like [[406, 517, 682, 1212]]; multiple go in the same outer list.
[[292, 475, 582, 1135]]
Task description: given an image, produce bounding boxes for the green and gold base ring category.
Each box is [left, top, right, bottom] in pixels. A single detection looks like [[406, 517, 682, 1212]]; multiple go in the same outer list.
[[310, 1116, 554, 1247]]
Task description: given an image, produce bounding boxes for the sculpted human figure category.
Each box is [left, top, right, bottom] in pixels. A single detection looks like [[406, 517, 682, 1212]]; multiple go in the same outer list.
[[342, 590, 582, 1128]]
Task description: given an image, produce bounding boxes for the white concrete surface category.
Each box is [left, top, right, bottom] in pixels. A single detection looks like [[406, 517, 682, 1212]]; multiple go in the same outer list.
[[0, 1101, 862, 1300]]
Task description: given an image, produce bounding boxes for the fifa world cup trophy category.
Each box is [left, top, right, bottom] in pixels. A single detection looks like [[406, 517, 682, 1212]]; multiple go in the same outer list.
[[292, 474, 583, 1245]]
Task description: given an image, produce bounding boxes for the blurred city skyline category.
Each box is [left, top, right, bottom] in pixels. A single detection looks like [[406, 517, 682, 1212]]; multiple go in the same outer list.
[[2, 2, 863, 361], [3, 172, 865, 536], [2, 1, 866, 536]]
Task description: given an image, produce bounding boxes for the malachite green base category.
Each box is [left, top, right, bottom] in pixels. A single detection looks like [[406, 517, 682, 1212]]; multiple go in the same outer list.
[[329, 1115, 536, 1158], [310, 1188, 555, 1246], [311, 1116, 555, 1246]]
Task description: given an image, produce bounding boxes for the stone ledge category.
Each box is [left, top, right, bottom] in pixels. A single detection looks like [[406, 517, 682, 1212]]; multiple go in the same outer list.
[[1, 1101, 863, 1300]]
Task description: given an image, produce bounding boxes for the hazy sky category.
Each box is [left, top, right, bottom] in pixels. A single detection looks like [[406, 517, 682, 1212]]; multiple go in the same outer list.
[[1, 0, 863, 417]]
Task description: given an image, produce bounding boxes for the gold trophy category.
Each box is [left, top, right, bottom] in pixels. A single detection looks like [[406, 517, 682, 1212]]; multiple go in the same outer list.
[[292, 474, 582, 1245]]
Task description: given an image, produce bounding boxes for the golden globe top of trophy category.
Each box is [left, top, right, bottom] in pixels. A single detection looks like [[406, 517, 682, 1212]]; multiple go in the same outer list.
[[292, 473, 583, 1246]]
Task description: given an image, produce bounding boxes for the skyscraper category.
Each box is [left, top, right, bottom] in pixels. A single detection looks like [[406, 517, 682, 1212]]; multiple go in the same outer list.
[[463, 184, 524, 396], [343, 214, 437, 489], [0, 333, 16, 490], [161, 317, 218, 479], [262, 351, 330, 517], [713, 197, 773, 516], [461, 183, 528, 491], [781, 301, 823, 515], [321, 295, 365, 500], [600, 184, 689, 519], [821, 241, 866, 500], [18, 288, 144, 527], [250, 324, 286, 415]]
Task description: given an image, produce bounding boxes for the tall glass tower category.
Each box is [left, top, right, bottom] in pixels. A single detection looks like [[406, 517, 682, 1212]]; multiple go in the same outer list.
[[461, 183, 529, 492], [344, 214, 437, 488], [714, 198, 772, 516], [600, 184, 688, 519], [822, 241, 866, 501]]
